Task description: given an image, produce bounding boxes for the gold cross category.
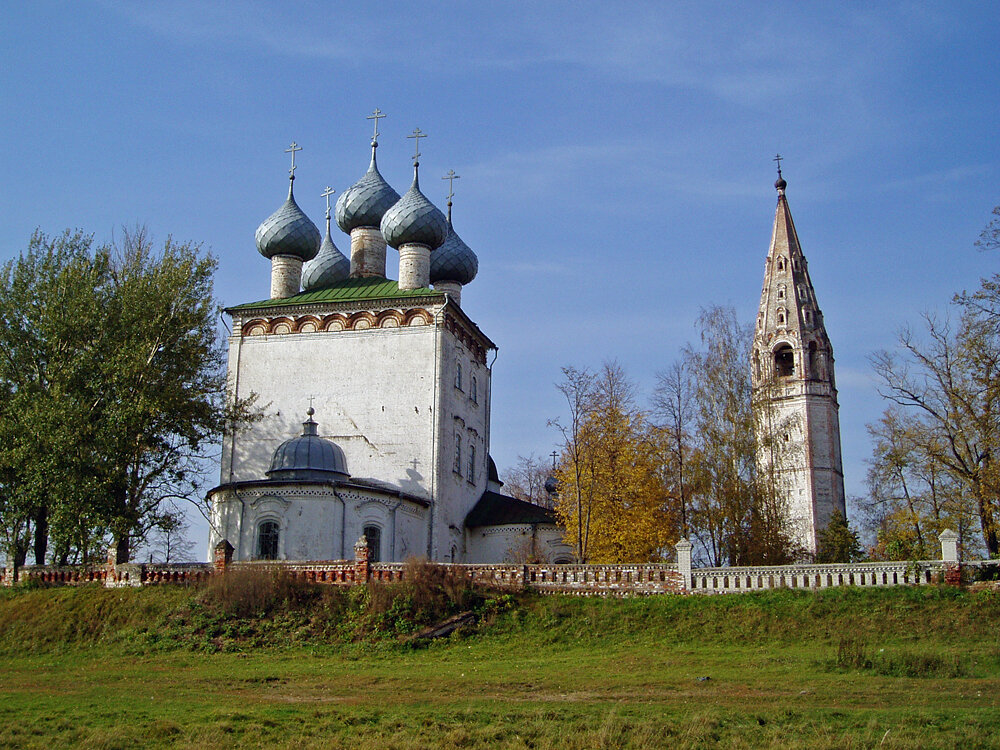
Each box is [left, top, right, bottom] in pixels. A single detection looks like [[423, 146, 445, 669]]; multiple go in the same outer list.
[[407, 127, 426, 164], [285, 142, 302, 177], [367, 108, 386, 143], [442, 169, 460, 202]]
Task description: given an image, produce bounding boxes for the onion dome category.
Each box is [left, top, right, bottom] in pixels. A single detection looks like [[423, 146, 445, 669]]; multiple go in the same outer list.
[[335, 144, 400, 233], [380, 164, 448, 249], [431, 218, 478, 285], [544, 475, 560, 496], [266, 409, 349, 481], [302, 192, 350, 290], [255, 180, 321, 261]]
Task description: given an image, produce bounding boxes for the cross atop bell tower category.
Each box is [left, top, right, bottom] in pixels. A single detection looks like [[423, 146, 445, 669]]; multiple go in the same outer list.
[[751, 167, 846, 555]]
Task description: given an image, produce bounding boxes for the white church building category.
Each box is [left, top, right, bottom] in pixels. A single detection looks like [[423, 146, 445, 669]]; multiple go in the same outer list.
[[207, 117, 572, 565]]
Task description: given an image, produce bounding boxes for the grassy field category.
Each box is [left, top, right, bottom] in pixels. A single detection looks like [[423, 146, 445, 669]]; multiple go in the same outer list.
[[0, 579, 998, 749]]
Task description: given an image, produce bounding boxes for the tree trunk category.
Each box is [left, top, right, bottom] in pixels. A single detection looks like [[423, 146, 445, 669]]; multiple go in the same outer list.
[[33, 504, 48, 565], [115, 534, 130, 565]]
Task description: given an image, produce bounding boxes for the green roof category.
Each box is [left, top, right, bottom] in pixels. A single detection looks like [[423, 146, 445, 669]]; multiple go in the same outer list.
[[227, 277, 444, 312]]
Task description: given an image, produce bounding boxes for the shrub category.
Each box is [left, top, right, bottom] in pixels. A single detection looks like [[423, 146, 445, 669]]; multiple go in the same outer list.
[[198, 566, 318, 618]]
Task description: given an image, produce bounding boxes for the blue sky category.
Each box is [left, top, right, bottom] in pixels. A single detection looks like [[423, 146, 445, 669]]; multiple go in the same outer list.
[[2, 2, 998, 555]]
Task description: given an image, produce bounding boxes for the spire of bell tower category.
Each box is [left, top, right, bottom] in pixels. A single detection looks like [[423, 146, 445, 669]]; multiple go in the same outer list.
[[752, 164, 846, 556]]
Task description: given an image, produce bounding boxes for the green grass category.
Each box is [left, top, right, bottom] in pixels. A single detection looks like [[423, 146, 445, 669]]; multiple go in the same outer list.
[[1, 583, 998, 748]]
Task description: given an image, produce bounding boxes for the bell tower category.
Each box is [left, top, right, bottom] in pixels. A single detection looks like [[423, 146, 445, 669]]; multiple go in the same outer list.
[[751, 163, 846, 554]]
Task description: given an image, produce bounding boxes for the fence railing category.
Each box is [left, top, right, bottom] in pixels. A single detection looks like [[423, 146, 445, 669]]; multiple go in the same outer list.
[[0, 529, 968, 596]]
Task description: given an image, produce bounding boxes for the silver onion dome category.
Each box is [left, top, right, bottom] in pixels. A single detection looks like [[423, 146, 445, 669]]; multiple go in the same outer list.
[[302, 224, 350, 290], [255, 183, 321, 261], [335, 146, 401, 233], [431, 221, 478, 285], [380, 166, 448, 249], [267, 409, 349, 481]]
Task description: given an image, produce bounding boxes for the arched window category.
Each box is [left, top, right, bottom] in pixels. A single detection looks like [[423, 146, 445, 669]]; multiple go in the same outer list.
[[363, 525, 381, 563], [470, 375, 478, 404], [777, 308, 786, 325], [454, 433, 462, 475], [808, 341, 818, 376], [776, 257, 785, 271], [774, 344, 795, 377], [467, 444, 476, 483], [454, 361, 463, 391], [777, 285, 785, 300], [257, 521, 279, 560]]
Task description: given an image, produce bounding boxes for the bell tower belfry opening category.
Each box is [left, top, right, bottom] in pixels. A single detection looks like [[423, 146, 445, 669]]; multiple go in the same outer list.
[[751, 164, 847, 554]]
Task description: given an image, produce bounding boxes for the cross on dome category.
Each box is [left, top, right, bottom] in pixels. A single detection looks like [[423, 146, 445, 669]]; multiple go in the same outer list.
[[285, 142, 302, 178], [407, 127, 426, 165], [367, 108, 386, 144], [321, 186, 335, 219], [442, 169, 460, 202], [773, 153, 783, 177]]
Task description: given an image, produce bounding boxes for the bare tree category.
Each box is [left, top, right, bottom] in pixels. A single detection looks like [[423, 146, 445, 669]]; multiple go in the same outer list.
[[652, 360, 695, 537], [549, 366, 594, 562]]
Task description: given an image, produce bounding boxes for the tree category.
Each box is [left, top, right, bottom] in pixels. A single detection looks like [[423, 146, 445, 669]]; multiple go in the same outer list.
[[0, 230, 110, 567], [548, 366, 594, 561], [683, 306, 800, 566], [815, 510, 863, 563], [863, 407, 970, 560], [552, 363, 674, 563], [651, 360, 695, 537], [871, 310, 1000, 558], [0, 228, 255, 567], [502, 453, 555, 508]]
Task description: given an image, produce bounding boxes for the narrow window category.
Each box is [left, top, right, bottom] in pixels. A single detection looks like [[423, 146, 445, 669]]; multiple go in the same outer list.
[[470, 375, 478, 404], [777, 257, 785, 271], [363, 525, 381, 563], [777, 308, 786, 325], [467, 444, 476, 483], [454, 433, 462, 475], [450, 545, 457, 563], [455, 361, 463, 391], [777, 286, 785, 300], [257, 521, 279, 560]]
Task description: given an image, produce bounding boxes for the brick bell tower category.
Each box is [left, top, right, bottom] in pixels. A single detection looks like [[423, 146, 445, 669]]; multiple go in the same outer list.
[[751, 161, 847, 554]]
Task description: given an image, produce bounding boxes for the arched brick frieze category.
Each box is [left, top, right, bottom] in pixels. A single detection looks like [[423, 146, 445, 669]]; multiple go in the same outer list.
[[404, 308, 432, 326], [348, 311, 376, 330], [268, 317, 293, 335], [293, 315, 321, 333], [376, 310, 403, 328], [244, 319, 268, 336], [322, 314, 347, 332]]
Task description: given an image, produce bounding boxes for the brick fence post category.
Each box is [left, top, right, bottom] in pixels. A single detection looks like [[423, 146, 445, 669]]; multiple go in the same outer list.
[[675, 538, 693, 591], [354, 536, 370, 585], [214, 539, 235, 573]]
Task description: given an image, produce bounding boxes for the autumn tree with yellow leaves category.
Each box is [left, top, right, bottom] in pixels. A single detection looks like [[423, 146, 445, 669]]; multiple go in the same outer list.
[[551, 363, 677, 563]]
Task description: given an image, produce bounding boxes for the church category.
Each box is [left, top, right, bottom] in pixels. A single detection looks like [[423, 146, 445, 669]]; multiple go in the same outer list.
[[207, 114, 573, 564], [207, 114, 846, 564]]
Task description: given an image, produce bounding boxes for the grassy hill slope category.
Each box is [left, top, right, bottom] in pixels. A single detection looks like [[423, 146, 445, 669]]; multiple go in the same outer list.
[[0, 579, 998, 749]]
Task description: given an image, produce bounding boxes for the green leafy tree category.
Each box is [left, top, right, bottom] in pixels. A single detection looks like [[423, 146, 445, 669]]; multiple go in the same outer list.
[[815, 510, 863, 563], [0, 228, 255, 567]]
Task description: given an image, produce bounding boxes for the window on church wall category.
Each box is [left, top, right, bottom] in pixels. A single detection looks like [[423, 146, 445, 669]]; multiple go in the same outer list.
[[467, 444, 476, 483], [454, 434, 462, 475], [257, 521, 279, 560], [774, 344, 794, 377], [777, 286, 785, 301], [363, 525, 381, 563], [454, 361, 463, 391], [776, 257, 785, 271], [470, 375, 478, 404], [776, 308, 786, 326]]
